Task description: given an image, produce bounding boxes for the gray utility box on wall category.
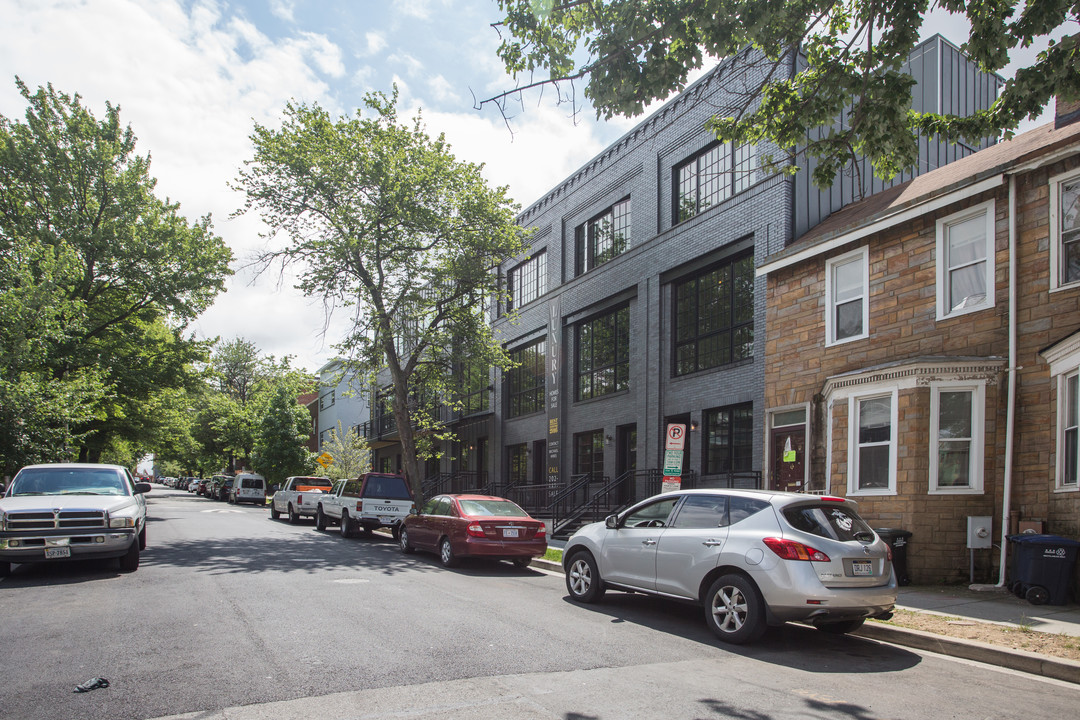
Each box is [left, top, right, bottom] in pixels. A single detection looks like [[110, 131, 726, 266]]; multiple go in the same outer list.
[[967, 516, 993, 549]]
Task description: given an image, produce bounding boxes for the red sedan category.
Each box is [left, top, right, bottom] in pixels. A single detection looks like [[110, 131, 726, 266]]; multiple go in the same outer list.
[[399, 494, 547, 568]]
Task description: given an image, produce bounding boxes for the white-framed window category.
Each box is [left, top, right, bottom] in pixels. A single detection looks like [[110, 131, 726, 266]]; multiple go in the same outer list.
[[825, 246, 869, 346], [936, 199, 995, 320], [848, 390, 898, 495], [929, 381, 985, 494], [1049, 169, 1080, 291], [1059, 370, 1079, 490]]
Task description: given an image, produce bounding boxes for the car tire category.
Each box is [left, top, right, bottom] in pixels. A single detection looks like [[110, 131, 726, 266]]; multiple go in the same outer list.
[[399, 527, 414, 554], [439, 537, 459, 568], [119, 539, 140, 573], [340, 511, 353, 538], [704, 573, 767, 645], [391, 524, 402, 541], [315, 507, 327, 531], [512, 557, 532, 569], [288, 504, 299, 525], [138, 526, 147, 551], [270, 505, 280, 520], [814, 618, 866, 634], [565, 551, 605, 603]]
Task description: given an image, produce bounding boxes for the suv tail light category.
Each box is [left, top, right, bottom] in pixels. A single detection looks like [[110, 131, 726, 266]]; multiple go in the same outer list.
[[356, 501, 363, 512], [763, 537, 831, 562], [297, 494, 303, 505], [466, 523, 486, 538]]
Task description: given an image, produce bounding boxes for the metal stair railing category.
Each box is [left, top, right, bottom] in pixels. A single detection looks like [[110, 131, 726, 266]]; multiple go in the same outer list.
[[546, 473, 603, 536], [421, 472, 452, 498]]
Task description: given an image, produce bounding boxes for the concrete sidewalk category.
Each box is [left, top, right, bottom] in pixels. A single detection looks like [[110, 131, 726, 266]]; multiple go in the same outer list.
[[896, 584, 1080, 636]]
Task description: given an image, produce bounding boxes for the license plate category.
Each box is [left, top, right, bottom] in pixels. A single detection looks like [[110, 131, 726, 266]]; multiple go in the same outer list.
[[45, 547, 71, 559], [852, 560, 873, 576], [378, 515, 393, 524], [503, 528, 519, 538]]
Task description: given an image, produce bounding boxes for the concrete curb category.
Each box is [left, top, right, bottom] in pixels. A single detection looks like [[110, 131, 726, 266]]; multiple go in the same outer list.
[[856, 621, 1080, 684], [536, 554, 1079, 684]]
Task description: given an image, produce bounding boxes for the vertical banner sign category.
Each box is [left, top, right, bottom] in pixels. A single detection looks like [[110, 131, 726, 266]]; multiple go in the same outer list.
[[546, 298, 562, 486], [663, 423, 686, 492]]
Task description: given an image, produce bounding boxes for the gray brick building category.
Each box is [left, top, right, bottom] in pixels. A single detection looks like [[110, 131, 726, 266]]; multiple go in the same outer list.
[[368, 36, 1002, 513]]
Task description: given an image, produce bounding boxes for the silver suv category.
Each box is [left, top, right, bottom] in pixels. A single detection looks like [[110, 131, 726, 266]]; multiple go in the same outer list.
[[562, 489, 896, 644], [0, 463, 150, 576]]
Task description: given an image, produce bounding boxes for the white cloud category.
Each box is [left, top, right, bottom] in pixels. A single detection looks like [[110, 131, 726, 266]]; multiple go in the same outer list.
[[392, 0, 435, 20], [426, 74, 459, 104], [363, 31, 387, 56], [298, 30, 345, 77], [387, 51, 424, 77], [269, 0, 294, 22]]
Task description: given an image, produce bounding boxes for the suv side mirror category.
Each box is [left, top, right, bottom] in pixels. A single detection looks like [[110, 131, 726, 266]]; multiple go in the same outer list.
[[605, 514, 618, 529], [134, 482, 152, 495]]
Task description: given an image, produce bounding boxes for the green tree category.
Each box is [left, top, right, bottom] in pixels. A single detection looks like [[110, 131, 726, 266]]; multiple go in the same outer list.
[[490, 1, 1080, 187], [234, 89, 527, 501], [0, 79, 232, 462], [320, 421, 372, 480], [252, 383, 314, 486]]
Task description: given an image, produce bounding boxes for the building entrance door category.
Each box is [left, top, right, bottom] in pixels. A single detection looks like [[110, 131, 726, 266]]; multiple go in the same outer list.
[[770, 425, 806, 492]]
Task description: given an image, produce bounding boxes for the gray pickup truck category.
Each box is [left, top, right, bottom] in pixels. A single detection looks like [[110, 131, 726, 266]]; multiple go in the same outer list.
[[0, 463, 150, 576]]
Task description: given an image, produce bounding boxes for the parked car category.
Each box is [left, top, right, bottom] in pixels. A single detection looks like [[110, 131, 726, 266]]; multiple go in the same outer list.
[[230, 473, 266, 505], [561, 489, 897, 645], [271, 476, 333, 523], [399, 494, 546, 568], [0, 463, 150, 575], [193, 478, 208, 495], [217, 477, 234, 501], [314, 473, 414, 539]]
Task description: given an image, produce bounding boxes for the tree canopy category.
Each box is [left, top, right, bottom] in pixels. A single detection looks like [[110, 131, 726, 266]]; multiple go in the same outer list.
[[234, 89, 528, 496], [489, 0, 1080, 186], [0, 79, 232, 470]]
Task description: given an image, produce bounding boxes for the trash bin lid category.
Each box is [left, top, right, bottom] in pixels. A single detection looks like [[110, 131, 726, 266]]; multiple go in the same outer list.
[[1006, 534, 1080, 547], [874, 528, 912, 538]]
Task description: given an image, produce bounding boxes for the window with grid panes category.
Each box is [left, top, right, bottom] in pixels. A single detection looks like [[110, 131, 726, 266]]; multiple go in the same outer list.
[[574, 430, 604, 481], [673, 253, 754, 376], [576, 305, 630, 400], [508, 443, 528, 485], [575, 199, 631, 275], [507, 339, 545, 417], [704, 403, 754, 474], [507, 250, 546, 310], [675, 142, 755, 223], [455, 357, 489, 416]]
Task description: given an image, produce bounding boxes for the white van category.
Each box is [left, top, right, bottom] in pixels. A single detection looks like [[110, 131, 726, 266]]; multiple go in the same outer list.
[[231, 473, 267, 505]]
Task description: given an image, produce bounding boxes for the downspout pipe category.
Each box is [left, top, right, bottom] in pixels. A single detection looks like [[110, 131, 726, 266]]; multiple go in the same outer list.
[[997, 174, 1018, 587]]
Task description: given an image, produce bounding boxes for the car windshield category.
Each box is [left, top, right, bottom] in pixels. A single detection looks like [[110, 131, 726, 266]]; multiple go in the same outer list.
[[9, 467, 129, 496], [457, 499, 529, 518], [783, 503, 875, 542]]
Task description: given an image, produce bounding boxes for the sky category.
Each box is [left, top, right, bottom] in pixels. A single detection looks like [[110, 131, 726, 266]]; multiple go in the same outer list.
[[0, 0, 1056, 374]]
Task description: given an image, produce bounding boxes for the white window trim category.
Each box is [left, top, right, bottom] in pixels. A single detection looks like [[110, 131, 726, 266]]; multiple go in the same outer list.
[[825, 246, 870, 346], [847, 389, 898, 497], [1057, 368, 1080, 492], [1048, 168, 1080, 292], [935, 199, 996, 321], [928, 380, 985, 495]]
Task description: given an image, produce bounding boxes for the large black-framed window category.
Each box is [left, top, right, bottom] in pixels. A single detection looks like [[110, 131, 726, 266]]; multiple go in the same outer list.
[[454, 358, 490, 416], [507, 250, 546, 311], [673, 253, 754, 376], [507, 338, 545, 418], [576, 304, 630, 401], [508, 443, 528, 485], [574, 430, 604, 481], [704, 403, 754, 474], [575, 198, 631, 275], [674, 141, 754, 224]]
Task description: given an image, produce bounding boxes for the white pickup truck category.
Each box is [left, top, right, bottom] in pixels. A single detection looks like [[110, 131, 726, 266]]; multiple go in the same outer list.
[[270, 476, 332, 524], [315, 473, 415, 539]]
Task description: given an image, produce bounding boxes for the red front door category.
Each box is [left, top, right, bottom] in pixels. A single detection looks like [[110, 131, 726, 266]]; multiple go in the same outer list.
[[770, 425, 806, 492]]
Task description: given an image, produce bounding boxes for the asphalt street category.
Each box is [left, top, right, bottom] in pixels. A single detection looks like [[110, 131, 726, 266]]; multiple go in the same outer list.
[[1, 488, 1079, 720]]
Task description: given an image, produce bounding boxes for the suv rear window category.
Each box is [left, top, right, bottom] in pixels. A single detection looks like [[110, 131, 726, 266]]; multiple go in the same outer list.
[[783, 504, 875, 542], [361, 475, 412, 500]]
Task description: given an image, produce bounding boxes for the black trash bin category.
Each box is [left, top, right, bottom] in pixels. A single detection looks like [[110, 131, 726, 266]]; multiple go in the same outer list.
[[1007, 534, 1080, 605], [874, 528, 912, 586]]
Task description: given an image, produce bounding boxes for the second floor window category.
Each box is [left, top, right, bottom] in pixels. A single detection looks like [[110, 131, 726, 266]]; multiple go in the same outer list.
[[454, 359, 490, 416], [507, 339, 545, 418], [319, 390, 335, 410], [675, 141, 755, 223], [576, 305, 630, 400], [576, 198, 631, 275], [673, 253, 754, 376], [507, 250, 546, 310], [1050, 169, 1080, 289]]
